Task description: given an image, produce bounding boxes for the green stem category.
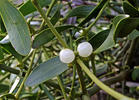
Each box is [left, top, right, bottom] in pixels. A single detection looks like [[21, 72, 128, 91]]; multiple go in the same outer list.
[[0, 54, 12, 64], [40, 84, 55, 100], [0, 72, 10, 83], [126, 38, 138, 66], [39, 0, 56, 30], [45, 80, 70, 93], [69, 64, 76, 99], [22, 50, 33, 63], [76, 58, 134, 100], [42, 46, 49, 60], [76, 63, 87, 94], [90, 54, 96, 75], [46, 0, 56, 17], [83, 0, 109, 35], [15, 50, 36, 99], [88, 70, 130, 95], [57, 76, 69, 100], [32, 0, 68, 48]]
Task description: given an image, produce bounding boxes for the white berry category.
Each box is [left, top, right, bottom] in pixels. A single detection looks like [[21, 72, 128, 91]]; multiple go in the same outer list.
[[77, 42, 93, 57], [59, 49, 75, 63]]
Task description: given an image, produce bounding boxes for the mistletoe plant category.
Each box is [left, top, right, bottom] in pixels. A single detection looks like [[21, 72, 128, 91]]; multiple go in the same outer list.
[[0, 0, 139, 100]]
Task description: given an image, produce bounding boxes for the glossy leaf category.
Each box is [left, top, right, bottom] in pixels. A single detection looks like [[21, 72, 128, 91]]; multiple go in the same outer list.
[[25, 56, 68, 86], [64, 5, 94, 19], [128, 29, 139, 40], [32, 25, 76, 48], [78, 0, 108, 26], [19, 0, 51, 16], [89, 29, 110, 50], [0, 0, 31, 55], [94, 15, 129, 53], [123, 1, 139, 17]]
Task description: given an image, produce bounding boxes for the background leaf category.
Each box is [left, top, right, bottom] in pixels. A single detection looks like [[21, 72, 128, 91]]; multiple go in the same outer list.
[[64, 5, 94, 19], [19, 0, 51, 16], [128, 29, 139, 40], [115, 18, 139, 38], [0, 48, 4, 60], [0, 84, 9, 94], [1, 43, 23, 61], [132, 67, 139, 81], [25, 56, 68, 86], [78, 0, 108, 26], [32, 25, 76, 48], [0, 0, 31, 55], [123, 1, 139, 17]]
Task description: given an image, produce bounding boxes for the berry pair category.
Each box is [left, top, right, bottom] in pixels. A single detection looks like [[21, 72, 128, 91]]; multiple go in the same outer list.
[[59, 42, 93, 63]]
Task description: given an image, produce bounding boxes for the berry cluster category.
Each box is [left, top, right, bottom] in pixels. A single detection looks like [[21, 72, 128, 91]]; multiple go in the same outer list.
[[59, 42, 93, 63]]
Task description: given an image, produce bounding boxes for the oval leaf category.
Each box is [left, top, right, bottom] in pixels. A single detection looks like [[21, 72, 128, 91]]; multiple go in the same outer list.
[[25, 56, 68, 86], [0, 0, 31, 55]]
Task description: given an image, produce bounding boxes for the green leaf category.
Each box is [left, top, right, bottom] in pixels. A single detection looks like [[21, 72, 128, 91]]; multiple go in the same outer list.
[[89, 29, 110, 50], [132, 67, 139, 81], [32, 25, 76, 48], [123, 1, 139, 17], [40, 84, 55, 100], [115, 17, 139, 38], [50, 5, 61, 25], [41, 4, 61, 30], [19, 0, 51, 16], [25, 56, 68, 86], [1, 43, 23, 61], [0, 84, 9, 94], [96, 64, 108, 75], [0, 93, 16, 99], [0, 0, 31, 55], [0, 16, 6, 33], [0, 47, 3, 60], [128, 29, 139, 40], [94, 15, 129, 53], [64, 5, 94, 19], [78, 0, 108, 26], [127, 0, 139, 9]]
